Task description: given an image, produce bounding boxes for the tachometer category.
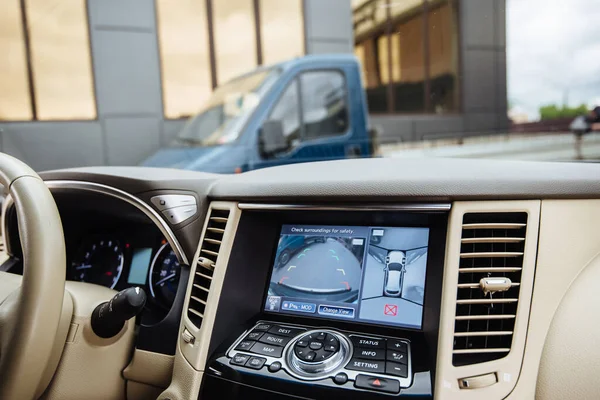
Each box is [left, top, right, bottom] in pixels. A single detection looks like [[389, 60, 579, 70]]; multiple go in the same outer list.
[[71, 239, 124, 289], [149, 243, 180, 308]]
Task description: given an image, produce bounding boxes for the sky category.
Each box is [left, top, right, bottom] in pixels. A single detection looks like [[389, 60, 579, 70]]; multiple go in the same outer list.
[[507, 0, 600, 120]]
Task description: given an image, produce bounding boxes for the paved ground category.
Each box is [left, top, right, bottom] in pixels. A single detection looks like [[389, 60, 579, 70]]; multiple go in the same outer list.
[[381, 132, 600, 161], [271, 238, 364, 299]]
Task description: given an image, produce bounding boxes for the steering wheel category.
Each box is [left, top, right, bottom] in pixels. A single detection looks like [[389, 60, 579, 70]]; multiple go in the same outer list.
[[0, 154, 66, 399]]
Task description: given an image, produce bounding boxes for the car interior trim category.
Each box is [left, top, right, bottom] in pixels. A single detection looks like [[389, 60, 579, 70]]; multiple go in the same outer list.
[[237, 203, 452, 211], [2, 180, 189, 266]]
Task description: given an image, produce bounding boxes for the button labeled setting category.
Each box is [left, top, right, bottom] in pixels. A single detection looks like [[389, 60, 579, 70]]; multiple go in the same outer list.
[[267, 325, 303, 337], [355, 348, 385, 360], [387, 350, 408, 365], [249, 342, 284, 358], [346, 358, 385, 373], [355, 374, 400, 394], [351, 336, 385, 349], [259, 334, 291, 347]]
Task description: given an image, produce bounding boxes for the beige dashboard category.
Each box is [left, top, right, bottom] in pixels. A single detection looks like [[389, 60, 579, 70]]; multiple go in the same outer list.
[[3, 158, 600, 399]]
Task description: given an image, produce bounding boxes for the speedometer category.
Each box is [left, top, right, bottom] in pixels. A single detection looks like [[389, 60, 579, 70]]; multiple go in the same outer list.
[[71, 239, 124, 289], [149, 243, 180, 308]]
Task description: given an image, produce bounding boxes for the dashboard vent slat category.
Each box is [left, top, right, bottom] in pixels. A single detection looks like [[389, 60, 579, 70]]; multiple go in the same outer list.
[[453, 212, 528, 366], [186, 208, 230, 329]]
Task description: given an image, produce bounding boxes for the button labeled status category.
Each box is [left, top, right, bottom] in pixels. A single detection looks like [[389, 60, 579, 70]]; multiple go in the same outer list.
[[259, 334, 291, 347], [355, 374, 400, 394], [351, 336, 385, 349], [355, 348, 385, 360], [249, 342, 284, 358], [346, 358, 385, 373], [267, 325, 303, 337]]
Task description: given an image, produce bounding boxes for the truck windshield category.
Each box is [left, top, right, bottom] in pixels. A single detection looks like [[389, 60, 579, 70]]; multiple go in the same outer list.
[[176, 68, 281, 146]]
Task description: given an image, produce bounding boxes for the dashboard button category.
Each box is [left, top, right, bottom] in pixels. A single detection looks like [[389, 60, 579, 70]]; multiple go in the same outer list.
[[355, 374, 400, 394], [387, 339, 408, 352], [385, 361, 408, 378], [346, 358, 385, 373], [333, 372, 348, 385], [309, 341, 323, 350], [315, 331, 327, 340], [268, 362, 282, 373], [245, 356, 266, 370], [267, 325, 303, 337], [249, 342, 284, 358], [351, 336, 385, 349], [315, 349, 334, 361], [151, 194, 196, 211], [254, 323, 272, 331], [258, 334, 291, 347], [355, 348, 385, 360], [295, 339, 309, 348], [324, 344, 338, 352], [161, 204, 197, 225], [303, 351, 316, 361], [245, 332, 263, 341], [235, 340, 255, 351], [387, 350, 408, 365], [230, 353, 251, 366]]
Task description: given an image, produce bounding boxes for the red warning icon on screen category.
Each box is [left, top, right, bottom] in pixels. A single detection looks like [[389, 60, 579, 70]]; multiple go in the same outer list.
[[384, 304, 398, 316]]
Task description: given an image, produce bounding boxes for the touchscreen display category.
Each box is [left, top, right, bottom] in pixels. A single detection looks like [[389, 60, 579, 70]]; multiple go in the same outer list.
[[264, 224, 429, 329]]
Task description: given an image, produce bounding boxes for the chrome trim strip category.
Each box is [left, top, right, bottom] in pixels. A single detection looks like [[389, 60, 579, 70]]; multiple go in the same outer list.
[[3, 180, 189, 265], [237, 203, 451, 211]]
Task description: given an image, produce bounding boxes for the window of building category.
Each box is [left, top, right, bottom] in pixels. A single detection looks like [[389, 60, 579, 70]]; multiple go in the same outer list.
[[0, 0, 32, 121], [0, 0, 96, 121], [260, 0, 304, 65], [353, 0, 459, 115], [157, 0, 306, 120], [157, 0, 212, 119], [25, 0, 95, 120], [300, 71, 348, 140], [213, 0, 257, 85]]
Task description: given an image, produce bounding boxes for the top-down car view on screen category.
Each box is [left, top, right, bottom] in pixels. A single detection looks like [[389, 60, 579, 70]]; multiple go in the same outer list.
[[3, 1, 600, 400]]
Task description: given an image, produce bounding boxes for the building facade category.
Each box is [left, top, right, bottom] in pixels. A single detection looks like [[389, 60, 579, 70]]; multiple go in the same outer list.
[[0, 0, 506, 171]]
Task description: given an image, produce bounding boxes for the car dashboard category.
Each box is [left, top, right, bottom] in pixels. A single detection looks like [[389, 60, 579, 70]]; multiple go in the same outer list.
[[3, 158, 600, 400]]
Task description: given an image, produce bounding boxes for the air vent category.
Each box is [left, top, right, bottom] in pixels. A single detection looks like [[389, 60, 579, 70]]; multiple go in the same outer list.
[[186, 209, 230, 329], [452, 212, 528, 366]]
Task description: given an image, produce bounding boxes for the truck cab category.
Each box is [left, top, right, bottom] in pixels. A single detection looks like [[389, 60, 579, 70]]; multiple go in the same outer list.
[[142, 54, 374, 173]]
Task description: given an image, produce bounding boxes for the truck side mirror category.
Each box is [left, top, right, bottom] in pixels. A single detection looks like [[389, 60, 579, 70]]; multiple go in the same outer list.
[[259, 120, 289, 156]]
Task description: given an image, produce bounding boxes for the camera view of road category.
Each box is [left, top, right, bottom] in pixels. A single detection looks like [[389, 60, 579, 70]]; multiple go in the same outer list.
[[270, 236, 365, 302], [358, 228, 429, 329]]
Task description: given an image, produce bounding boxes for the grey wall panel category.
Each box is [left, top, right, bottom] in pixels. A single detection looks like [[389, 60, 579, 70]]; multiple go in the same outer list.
[[88, 0, 155, 30], [461, 0, 495, 48], [370, 115, 415, 143], [91, 30, 162, 116], [464, 112, 503, 134], [103, 117, 161, 166], [462, 49, 496, 112], [304, 0, 352, 41], [495, 50, 507, 116], [414, 116, 466, 140], [162, 119, 187, 145], [307, 40, 353, 54], [0, 122, 104, 171], [494, 0, 506, 48]]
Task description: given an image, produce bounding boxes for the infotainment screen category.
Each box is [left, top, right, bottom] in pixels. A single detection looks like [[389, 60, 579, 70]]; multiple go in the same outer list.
[[264, 224, 429, 330]]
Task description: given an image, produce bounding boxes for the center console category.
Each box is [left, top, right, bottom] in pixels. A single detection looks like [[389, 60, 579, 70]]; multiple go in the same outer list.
[[200, 206, 448, 399]]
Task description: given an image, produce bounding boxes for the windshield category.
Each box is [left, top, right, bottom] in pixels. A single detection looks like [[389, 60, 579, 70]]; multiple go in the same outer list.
[[0, 1, 598, 170], [176, 68, 280, 146]]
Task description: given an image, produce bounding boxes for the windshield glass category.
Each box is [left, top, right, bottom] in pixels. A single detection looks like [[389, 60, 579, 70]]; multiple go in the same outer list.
[[176, 68, 280, 146]]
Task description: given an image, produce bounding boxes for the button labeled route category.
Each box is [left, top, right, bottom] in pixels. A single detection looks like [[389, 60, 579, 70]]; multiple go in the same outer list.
[[258, 333, 291, 347]]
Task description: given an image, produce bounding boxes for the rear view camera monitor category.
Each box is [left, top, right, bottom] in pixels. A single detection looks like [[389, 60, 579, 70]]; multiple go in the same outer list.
[[264, 224, 429, 330]]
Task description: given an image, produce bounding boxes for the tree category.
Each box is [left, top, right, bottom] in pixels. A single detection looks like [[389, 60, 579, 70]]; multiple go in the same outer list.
[[539, 104, 588, 120]]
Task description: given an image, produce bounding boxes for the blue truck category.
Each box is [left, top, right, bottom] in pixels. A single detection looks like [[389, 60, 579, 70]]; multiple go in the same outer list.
[[142, 54, 377, 173]]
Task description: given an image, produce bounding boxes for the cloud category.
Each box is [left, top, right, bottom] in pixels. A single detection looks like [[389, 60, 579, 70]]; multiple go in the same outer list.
[[507, 0, 600, 119]]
